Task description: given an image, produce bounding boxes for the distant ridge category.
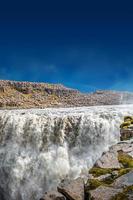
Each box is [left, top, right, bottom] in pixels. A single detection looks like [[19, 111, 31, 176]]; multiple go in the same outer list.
[[0, 80, 77, 91], [0, 80, 133, 108]]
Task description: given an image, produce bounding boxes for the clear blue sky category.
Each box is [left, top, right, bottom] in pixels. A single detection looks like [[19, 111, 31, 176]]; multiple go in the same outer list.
[[0, 0, 133, 92]]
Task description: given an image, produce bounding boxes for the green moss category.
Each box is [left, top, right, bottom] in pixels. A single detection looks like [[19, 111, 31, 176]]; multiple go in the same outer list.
[[88, 165, 132, 188], [89, 167, 113, 177], [124, 185, 133, 193], [111, 185, 133, 200], [86, 174, 116, 191], [87, 151, 133, 198], [86, 179, 108, 190], [131, 119, 133, 124], [118, 168, 132, 176], [122, 126, 129, 129], [111, 193, 128, 200], [120, 121, 131, 129], [124, 116, 133, 122], [118, 152, 133, 168], [87, 167, 133, 193], [103, 176, 115, 184]]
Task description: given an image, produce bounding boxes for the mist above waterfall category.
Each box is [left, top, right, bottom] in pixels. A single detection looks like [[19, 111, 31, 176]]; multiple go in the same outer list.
[[1, 105, 133, 200], [119, 92, 133, 104]]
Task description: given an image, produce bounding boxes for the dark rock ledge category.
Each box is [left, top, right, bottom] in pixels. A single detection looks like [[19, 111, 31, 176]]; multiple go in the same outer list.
[[40, 178, 84, 200], [120, 116, 133, 141]]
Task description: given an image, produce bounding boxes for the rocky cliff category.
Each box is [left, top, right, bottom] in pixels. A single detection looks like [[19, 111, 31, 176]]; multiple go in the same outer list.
[[0, 80, 133, 108], [86, 140, 133, 200], [40, 118, 133, 200], [40, 138, 133, 200]]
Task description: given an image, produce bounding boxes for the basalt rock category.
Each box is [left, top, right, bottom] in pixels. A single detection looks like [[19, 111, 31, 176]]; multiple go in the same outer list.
[[39, 139, 133, 200], [94, 151, 121, 169], [40, 178, 85, 200], [120, 116, 133, 140], [87, 141, 133, 200], [89, 186, 123, 200], [57, 178, 84, 200], [120, 129, 133, 141], [112, 170, 133, 188]]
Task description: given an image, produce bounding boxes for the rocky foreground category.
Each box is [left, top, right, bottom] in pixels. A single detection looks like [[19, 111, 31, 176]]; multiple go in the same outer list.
[[40, 140, 133, 200], [87, 141, 133, 200], [40, 120, 133, 200], [0, 80, 133, 108]]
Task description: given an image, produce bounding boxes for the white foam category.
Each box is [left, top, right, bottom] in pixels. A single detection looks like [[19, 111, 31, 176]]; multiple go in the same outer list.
[[0, 105, 133, 199]]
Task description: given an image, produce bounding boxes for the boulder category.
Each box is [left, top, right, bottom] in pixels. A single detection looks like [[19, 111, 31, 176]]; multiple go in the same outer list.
[[120, 129, 133, 141], [95, 151, 121, 169], [111, 142, 133, 157], [57, 178, 84, 200], [96, 173, 112, 181], [89, 186, 122, 200], [120, 116, 133, 140], [112, 170, 133, 188], [86, 140, 133, 200]]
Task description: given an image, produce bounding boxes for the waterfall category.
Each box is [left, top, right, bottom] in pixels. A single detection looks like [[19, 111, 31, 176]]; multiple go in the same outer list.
[[1, 105, 133, 200]]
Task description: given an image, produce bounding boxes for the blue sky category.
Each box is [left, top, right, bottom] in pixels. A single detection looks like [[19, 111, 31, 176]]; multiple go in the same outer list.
[[0, 0, 133, 92]]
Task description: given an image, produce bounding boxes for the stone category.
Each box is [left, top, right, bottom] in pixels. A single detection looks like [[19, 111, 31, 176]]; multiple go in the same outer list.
[[96, 173, 111, 181], [127, 192, 133, 200], [40, 191, 66, 200], [120, 129, 133, 141], [57, 178, 84, 200], [87, 141, 133, 200], [89, 186, 123, 200], [95, 151, 121, 169], [111, 170, 119, 177], [121, 143, 133, 153], [112, 170, 133, 188], [110, 142, 133, 157], [120, 116, 133, 140]]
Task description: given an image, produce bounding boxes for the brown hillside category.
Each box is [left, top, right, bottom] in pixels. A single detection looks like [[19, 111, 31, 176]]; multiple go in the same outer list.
[[0, 80, 132, 108]]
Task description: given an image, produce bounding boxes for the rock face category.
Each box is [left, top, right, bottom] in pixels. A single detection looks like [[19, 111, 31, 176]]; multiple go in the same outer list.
[[41, 178, 84, 200], [120, 116, 133, 141], [120, 129, 133, 141], [0, 80, 133, 108], [40, 141, 133, 200], [40, 115, 133, 200], [89, 186, 123, 200], [86, 141, 133, 200], [57, 178, 84, 200], [112, 170, 133, 188], [95, 151, 121, 169]]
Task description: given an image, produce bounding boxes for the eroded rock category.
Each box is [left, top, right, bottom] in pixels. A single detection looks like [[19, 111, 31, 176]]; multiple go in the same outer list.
[[120, 116, 133, 140], [120, 129, 133, 141], [112, 170, 133, 188], [89, 186, 122, 200], [57, 178, 84, 200], [87, 140, 133, 200], [95, 151, 121, 169]]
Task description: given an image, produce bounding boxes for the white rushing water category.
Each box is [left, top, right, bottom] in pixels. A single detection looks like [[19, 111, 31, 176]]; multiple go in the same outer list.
[[1, 105, 133, 200]]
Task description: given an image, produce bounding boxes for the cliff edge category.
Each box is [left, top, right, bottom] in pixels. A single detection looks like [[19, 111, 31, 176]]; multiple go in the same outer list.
[[0, 80, 133, 108]]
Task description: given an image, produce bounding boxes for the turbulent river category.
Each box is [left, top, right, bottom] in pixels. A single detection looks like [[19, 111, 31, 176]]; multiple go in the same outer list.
[[1, 105, 133, 200]]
